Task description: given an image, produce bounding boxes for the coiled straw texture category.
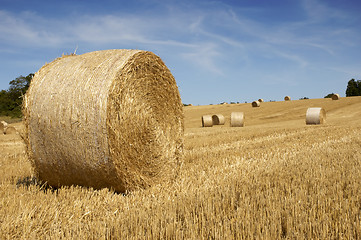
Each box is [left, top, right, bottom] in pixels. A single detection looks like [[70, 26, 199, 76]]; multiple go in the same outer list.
[[23, 49, 184, 193], [5, 126, 16, 135], [212, 114, 225, 125], [252, 101, 260, 107], [332, 94, 340, 100]]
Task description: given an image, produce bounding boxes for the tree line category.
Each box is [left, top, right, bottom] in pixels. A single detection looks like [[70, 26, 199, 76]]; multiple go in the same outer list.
[[0, 74, 33, 118], [0, 75, 360, 118], [345, 79, 361, 97]]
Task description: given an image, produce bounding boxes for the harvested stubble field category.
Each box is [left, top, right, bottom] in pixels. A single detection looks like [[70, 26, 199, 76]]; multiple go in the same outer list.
[[1, 96, 361, 239]]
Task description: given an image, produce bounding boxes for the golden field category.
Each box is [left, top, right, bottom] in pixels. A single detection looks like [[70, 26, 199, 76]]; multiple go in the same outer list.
[[1, 96, 361, 239]]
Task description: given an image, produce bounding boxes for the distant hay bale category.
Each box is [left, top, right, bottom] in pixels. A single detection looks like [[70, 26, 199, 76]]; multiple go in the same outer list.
[[306, 107, 326, 125], [332, 94, 340, 100], [212, 114, 225, 125], [4, 126, 16, 135], [0, 122, 4, 134], [258, 99, 264, 102], [284, 96, 291, 101], [252, 101, 260, 107], [1, 121, 8, 128], [1, 121, 8, 134], [23, 49, 184, 193], [202, 115, 213, 127], [230, 112, 245, 127]]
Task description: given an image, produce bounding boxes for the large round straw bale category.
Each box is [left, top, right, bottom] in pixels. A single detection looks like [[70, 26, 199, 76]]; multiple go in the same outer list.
[[202, 115, 213, 127], [230, 112, 245, 127], [331, 93, 340, 100], [4, 126, 17, 135], [23, 49, 184, 193], [258, 99, 264, 102], [306, 107, 326, 125], [284, 96, 291, 101], [212, 114, 225, 125], [252, 101, 260, 107]]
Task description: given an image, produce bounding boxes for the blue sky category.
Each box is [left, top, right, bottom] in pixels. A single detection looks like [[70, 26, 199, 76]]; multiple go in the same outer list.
[[0, 0, 360, 105]]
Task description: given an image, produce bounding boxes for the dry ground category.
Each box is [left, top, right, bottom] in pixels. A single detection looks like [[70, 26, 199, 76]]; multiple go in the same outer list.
[[1, 96, 361, 239]]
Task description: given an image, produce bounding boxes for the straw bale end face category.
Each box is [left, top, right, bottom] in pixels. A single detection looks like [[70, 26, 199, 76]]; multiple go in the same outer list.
[[284, 96, 291, 101], [212, 114, 225, 125], [306, 107, 326, 125], [332, 94, 340, 100], [106, 51, 184, 191], [23, 49, 184, 193], [252, 101, 260, 107], [4, 126, 17, 135]]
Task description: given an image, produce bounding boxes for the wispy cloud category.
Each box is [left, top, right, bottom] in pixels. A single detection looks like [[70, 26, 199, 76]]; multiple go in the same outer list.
[[0, 10, 196, 47], [0, 10, 68, 47], [301, 0, 351, 23], [0, 7, 228, 75], [326, 65, 361, 78], [0, 2, 347, 65], [181, 42, 224, 75], [1, 0, 360, 102], [0, 11, 42, 45]]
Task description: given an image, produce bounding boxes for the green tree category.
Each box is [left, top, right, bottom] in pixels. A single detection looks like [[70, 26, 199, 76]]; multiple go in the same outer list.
[[324, 93, 335, 98], [345, 79, 361, 97], [0, 90, 11, 115], [8, 74, 33, 93], [0, 73, 34, 117]]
